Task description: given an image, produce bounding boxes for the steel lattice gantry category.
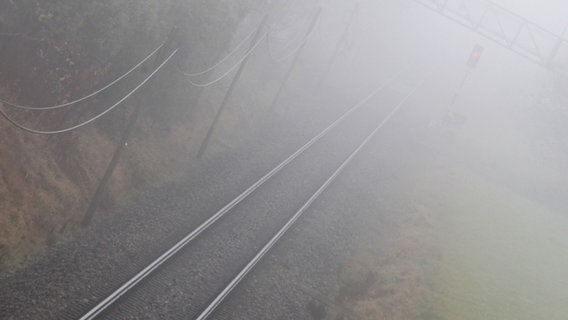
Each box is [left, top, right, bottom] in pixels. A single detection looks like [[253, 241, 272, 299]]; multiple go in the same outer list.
[[412, 0, 568, 75]]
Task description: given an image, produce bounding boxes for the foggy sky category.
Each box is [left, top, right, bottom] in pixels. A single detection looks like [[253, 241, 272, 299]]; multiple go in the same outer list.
[[493, 0, 568, 34]]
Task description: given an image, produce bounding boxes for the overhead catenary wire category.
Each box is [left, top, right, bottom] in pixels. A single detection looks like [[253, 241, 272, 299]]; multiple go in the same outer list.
[[0, 43, 165, 111], [176, 29, 256, 77], [266, 26, 306, 62], [0, 50, 178, 135], [273, 16, 320, 62], [185, 33, 268, 87], [267, 11, 321, 62], [266, 16, 310, 60]]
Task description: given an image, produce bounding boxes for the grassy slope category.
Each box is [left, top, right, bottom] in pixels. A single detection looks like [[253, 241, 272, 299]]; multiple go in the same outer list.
[[429, 84, 568, 319], [0, 0, 266, 271], [321, 91, 568, 319], [432, 168, 568, 320]]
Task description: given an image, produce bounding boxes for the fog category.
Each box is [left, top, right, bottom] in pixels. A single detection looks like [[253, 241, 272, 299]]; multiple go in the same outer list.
[[494, 0, 568, 32], [288, 0, 568, 318], [1, 0, 568, 319]]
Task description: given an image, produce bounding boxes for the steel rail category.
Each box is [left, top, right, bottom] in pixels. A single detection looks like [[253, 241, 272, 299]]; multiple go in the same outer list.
[[195, 76, 427, 320], [77, 64, 411, 320]]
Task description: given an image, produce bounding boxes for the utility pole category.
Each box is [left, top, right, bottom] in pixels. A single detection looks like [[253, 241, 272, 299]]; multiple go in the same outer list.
[[447, 44, 482, 111], [546, 23, 568, 68], [438, 46, 483, 136], [267, 8, 321, 114], [196, 16, 267, 159], [319, 3, 358, 86], [82, 27, 178, 227], [446, 66, 471, 113]]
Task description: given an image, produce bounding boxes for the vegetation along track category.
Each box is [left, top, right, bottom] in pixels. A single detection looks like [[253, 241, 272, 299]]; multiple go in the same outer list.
[[67, 67, 425, 320]]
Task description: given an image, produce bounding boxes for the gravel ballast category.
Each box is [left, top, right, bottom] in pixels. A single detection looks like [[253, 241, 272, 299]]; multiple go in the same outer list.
[[0, 82, 437, 319]]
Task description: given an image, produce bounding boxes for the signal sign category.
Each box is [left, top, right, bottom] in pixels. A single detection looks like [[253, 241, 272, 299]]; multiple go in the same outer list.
[[467, 44, 484, 68]]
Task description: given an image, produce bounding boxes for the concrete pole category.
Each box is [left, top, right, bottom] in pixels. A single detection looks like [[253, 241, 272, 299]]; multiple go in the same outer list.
[[82, 27, 178, 227], [196, 16, 268, 159], [267, 8, 321, 114]]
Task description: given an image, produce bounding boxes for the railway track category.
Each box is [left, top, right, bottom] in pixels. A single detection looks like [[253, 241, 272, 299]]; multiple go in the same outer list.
[[59, 67, 425, 320]]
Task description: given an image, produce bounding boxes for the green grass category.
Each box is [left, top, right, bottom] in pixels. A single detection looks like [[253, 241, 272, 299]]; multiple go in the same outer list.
[[430, 168, 568, 320]]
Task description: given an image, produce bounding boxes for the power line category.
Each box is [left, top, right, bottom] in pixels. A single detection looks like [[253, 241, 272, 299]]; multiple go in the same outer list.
[[267, 13, 307, 39], [0, 50, 178, 135], [267, 26, 307, 61], [272, 15, 321, 62], [267, 12, 321, 62], [266, 8, 322, 113], [176, 29, 256, 77], [266, 14, 311, 61], [0, 43, 165, 111], [196, 15, 269, 158], [185, 34, 267, 87]]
